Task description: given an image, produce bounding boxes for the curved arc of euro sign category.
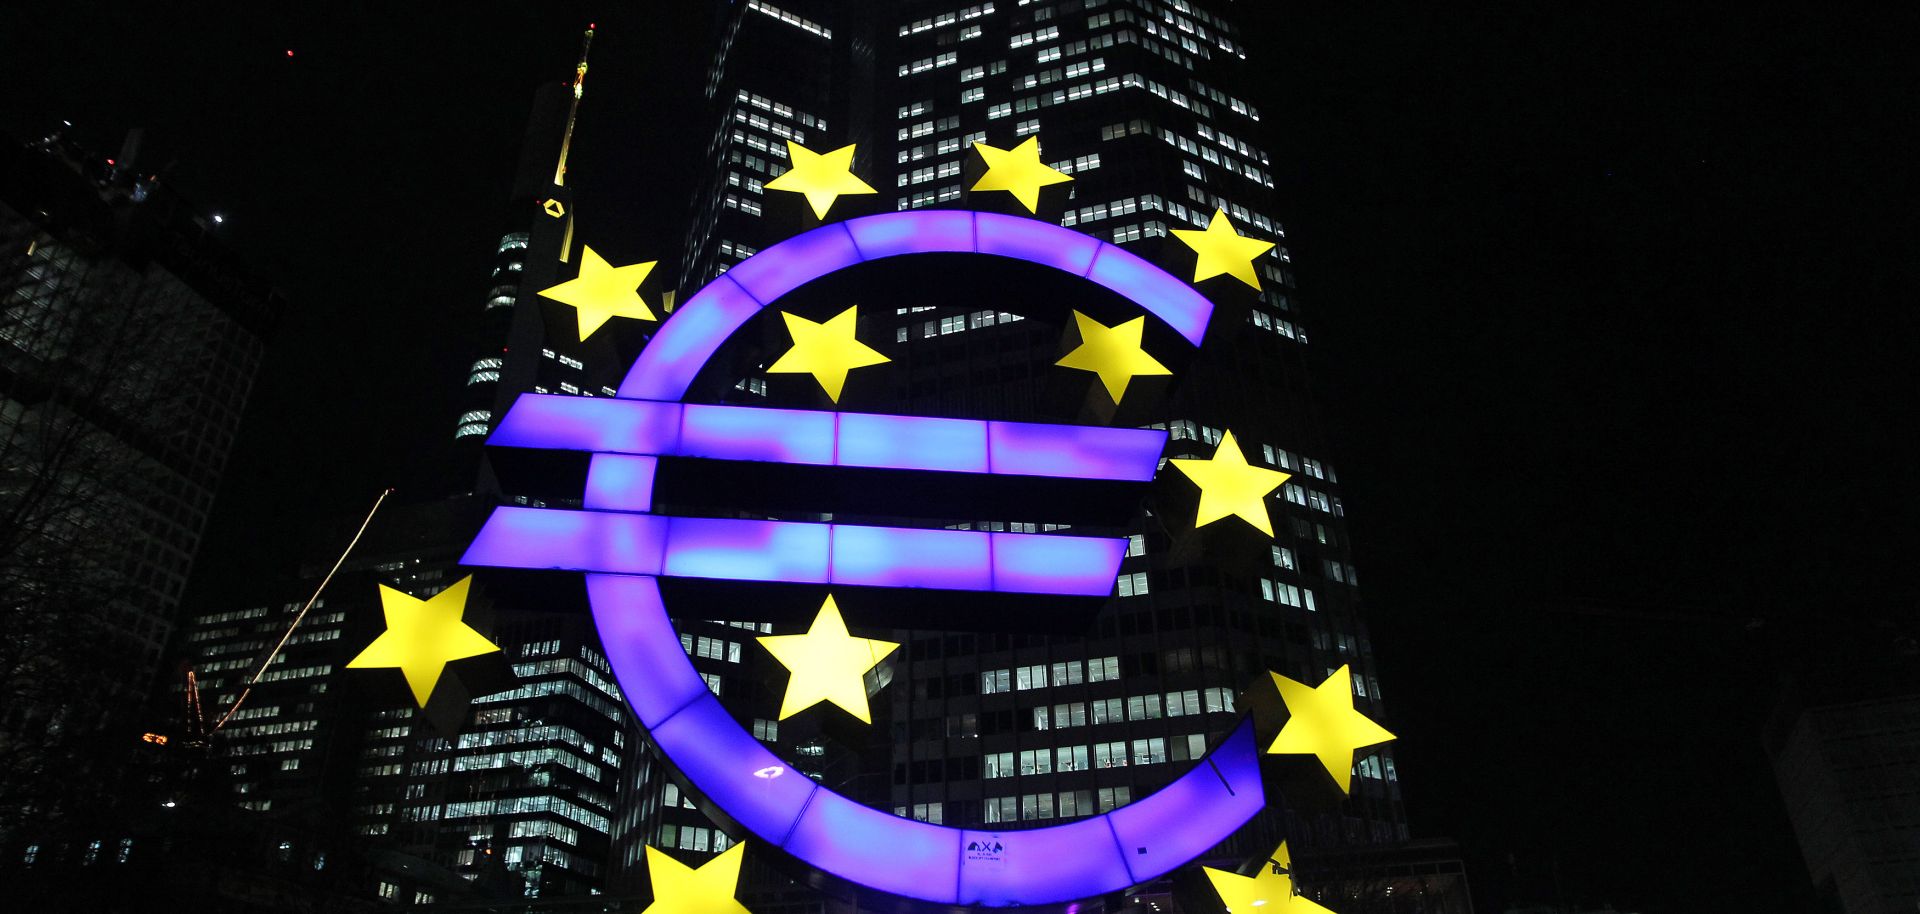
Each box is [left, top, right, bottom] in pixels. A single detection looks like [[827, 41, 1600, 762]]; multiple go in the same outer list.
[[460, 210, 1265, 907]]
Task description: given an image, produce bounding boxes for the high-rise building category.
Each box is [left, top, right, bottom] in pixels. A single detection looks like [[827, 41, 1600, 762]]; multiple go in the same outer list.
[[610, 1, 1408, 907], [0, 126, 281, 828], [145, 29, 651, 906]]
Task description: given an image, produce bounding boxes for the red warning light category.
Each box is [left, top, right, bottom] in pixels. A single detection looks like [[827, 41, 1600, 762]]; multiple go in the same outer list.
[[106, 158, 115, 165], [286, 49, 295, 58]]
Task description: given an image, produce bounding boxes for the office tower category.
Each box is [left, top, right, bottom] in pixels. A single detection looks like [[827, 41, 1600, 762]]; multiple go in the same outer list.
[[610, 0, 1407, 906], [455, 26, 626, 473], [0, 127, 280, 826], [151, 31, 647, 904]]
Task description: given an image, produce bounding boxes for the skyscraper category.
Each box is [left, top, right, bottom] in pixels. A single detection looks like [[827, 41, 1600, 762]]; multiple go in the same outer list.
[[153, 30, 651, 905], [608, 1, 1407, 907], [0, 126, 281, 830]]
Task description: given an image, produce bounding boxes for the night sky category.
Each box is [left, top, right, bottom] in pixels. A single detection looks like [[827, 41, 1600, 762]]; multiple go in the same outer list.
[[3, 4, 1912, 912]]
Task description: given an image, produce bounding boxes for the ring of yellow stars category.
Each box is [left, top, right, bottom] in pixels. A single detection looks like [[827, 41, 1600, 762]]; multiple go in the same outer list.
[[535, 245, 658, 340], [1055, 310, 1171, 403], [970, 137, 1073, 212], [764, 140, 876, 219], [1171, 209, 1276, 289], [767, 305, 891, 402], [639, 842, 754, 914], [345, 576, 500, 708], [756, 595, 899, 723], [1267, 664, 1396, 794], [1203, 841, 1335, 914], [1168, 430, 1290, 536]]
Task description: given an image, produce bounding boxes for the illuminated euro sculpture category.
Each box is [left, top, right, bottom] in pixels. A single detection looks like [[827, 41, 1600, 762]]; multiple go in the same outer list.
[[462, 203, 1389, 908]]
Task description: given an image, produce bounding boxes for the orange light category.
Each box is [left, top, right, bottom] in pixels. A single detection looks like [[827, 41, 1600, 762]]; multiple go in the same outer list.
[[141, 732, 168, 745]]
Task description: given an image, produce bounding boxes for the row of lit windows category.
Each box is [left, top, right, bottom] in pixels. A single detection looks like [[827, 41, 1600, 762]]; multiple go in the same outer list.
[[1249, 308, 1303, 342], [899, 51, 960, 77], [745, 0, 830, 39], [898, 131, 987, 164], [659, 824, 732, 854], [680, 633, 743, 663], [454, 746, 603, 781], [445, 795, 611, 834], [730, 108, 804, 144], [898, 309, 1024, 341], [898, 3, 996, 37], [899, 184, 963, 210], [732, 89, 823, 130], [979, 786, 1130, 822]]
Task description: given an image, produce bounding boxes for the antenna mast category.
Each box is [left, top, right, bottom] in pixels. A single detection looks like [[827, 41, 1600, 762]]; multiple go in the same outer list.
[[553, 24, 595, 188]]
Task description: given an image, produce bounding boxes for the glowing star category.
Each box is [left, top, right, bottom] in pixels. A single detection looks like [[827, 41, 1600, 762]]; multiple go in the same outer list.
[[1171, 209, 1276, 289], [639, 842, 754, 914], [756, 595, 899, 723], [766, 305, 891, 402], [1203, 841, 1334, 914], [541, 198, 565, 218], [1055, 311, 1172, 402], [536, 246, 658, 340], [764, 141, 876, 218], [346, 576, 500, 707], [970, 137, 1073, 212], [1169, 430, 1290, 536], [1267, 664, 1396, 794]]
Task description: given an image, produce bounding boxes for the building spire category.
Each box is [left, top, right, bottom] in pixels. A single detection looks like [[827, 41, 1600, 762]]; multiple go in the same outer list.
[[553, 23, 595, 188]]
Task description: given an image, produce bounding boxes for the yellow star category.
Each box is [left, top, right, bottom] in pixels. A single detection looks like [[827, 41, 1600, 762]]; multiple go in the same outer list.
[[756, 595, 899, 723], [1168, 430, 1290, 536], [1268, 664, 1396, 794], [766, 305, 891, 402], [346, 576, 500, 707], [1171, 209, 1276, 289], [1056, 311, 1172, 403], [971, 137, 1073, 212], [640, 842, 753, 914], [536, 245, 658, 340], [764, 141, 876, 219], [1203, 842, 1335, 914]]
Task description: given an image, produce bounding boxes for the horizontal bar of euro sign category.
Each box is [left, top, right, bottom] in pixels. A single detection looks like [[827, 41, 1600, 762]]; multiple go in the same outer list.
[[488, 395, 1167, 482], [461, 507, 1128, 597]]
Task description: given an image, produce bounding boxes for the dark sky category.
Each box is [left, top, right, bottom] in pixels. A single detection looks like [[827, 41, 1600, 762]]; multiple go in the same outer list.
[[3, 4, 1912, 913]]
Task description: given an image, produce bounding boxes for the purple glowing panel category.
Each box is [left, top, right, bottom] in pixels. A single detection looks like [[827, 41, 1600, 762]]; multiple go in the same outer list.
[[460, 507, 667, 576], [975, 211, 1102, 276], [583, 454, 658, 512], [661, 516, 831, 584], [585, 575, 710, 728], [830, 525, 992, 590], [1107, 719, 1265, 884], [680, 403, 837, 466], [844, 209, 975, 259], [1085, 244, 1212, 346], [647, 692, 821, 844], [725, 222, 864, 304], [990, 531, 1126, 596], [836, 412, 990, 474], [618, 275, 764, 401], [989, 422, 1166, 482], [490, 394, 683, 455], [784, 790, 961, 903], [958, 818, 1132, 907]]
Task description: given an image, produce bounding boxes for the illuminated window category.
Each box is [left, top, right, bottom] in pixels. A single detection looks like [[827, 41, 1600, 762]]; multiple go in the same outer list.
[[1049, 661, 1083, 685], [981, 669, 1011, 693], [1126, 694, 1162, 721], [1094, 741, 1127, 768], [1088, 656, 1119, 682], [1056, 745, 1089, 771], [1014, 664, 1046, 690], [984, 751, 1015, 778]]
